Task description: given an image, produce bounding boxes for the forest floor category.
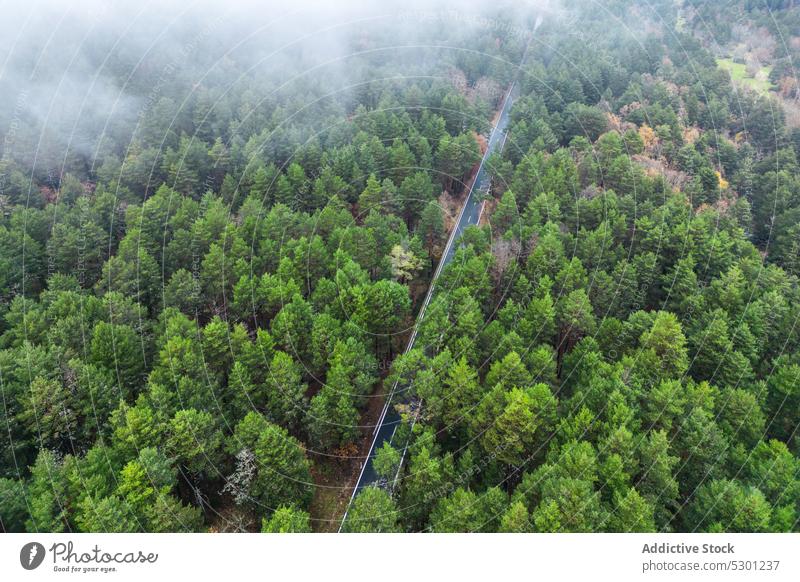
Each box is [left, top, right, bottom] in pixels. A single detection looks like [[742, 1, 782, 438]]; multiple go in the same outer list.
[[308, 372, 394, 531]]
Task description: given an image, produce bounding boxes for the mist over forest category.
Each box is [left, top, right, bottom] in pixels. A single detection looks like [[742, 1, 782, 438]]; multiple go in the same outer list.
[[1, 0, 800, 534], [0, 0, 537, 184]]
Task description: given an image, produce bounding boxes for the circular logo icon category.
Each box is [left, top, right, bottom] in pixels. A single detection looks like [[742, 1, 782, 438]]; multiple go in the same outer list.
[[20, 542, 46, 570]]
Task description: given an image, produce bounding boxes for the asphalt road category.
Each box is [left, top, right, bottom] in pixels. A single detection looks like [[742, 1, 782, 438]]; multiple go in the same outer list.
[[338, 18, 540, 529], [338, 82, 518, 528]]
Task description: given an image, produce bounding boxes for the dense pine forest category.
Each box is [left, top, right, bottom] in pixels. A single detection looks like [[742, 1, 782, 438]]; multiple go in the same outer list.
[[1, 0, 800, 533]]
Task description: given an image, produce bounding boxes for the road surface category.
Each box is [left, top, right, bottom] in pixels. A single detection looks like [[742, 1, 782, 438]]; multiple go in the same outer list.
[[338, 19, 539, 529]]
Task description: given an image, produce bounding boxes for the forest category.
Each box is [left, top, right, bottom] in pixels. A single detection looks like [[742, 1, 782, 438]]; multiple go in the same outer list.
[[1, 0, 799, 533]]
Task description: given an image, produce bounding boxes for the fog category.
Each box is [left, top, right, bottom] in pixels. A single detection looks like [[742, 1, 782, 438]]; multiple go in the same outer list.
[[0, 0, 549, 182]]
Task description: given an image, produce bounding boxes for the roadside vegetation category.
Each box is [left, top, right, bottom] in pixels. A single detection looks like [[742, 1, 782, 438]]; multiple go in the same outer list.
[[1, 0, 799, 534], [348, 0, 800, 533], [0, 1, 524, 532]]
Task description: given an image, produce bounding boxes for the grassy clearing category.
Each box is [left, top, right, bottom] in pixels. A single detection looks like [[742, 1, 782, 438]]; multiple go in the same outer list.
[[717, 58, 773, 94]]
